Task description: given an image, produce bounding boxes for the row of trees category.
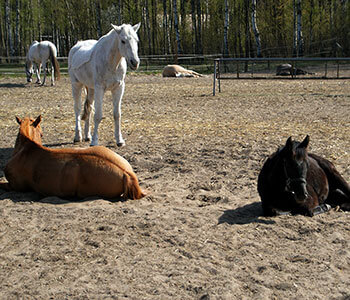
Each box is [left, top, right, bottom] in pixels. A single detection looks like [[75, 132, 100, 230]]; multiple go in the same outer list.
[[1, 0, 349, 60]]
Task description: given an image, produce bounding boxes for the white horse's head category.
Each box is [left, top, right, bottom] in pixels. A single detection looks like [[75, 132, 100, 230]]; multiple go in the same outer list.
[[111, 23, 141, 71], [25, 60, 33, 82]]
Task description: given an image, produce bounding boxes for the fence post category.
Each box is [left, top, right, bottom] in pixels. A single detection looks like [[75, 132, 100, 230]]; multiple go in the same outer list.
[[213, 60, 217, 96]]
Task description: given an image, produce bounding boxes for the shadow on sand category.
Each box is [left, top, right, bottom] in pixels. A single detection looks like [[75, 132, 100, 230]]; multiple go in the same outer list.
[[0, 189, 125, 205], [218, 201, 275, 225], [0, 82, 26, 88]]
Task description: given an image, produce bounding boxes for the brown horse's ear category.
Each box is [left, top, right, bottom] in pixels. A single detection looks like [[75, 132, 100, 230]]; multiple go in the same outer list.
[[33, 115, 42, 128], [298, 135, 310, 149], [16, 116, 22, 124]]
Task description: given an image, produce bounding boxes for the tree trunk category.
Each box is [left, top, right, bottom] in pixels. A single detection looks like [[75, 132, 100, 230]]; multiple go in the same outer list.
[[223, 0, 229, 57], [296, 0, 304, 56], [190, 0, 197, 53], [5, 0, 15, 59], [95, 0, 102, 37], [173, 0, 182, 55], [309, 0, 314, 54], [163, 0, 171, 54], [251, 0, 262, 57], [15, 0, 21, 57], [144, 0, 152, 54], [37, 0, 41, 41], [244, 0, 250, 65], [196, 0, 202, 54]]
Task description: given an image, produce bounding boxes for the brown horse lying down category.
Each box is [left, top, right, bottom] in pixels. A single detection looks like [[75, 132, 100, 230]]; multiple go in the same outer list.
[[0, 116, 146, 200]]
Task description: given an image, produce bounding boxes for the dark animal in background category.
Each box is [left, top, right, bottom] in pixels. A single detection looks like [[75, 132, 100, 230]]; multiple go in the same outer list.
[[257, 136, 350, 217], [276, 64, 313, 76]]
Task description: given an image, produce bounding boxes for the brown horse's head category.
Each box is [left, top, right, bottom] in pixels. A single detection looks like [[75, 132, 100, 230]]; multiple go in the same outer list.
[[14, 116, 43, 152]]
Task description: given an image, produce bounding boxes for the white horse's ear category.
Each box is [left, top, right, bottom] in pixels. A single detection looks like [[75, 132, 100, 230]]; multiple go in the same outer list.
[[133, 23, 141, 33], [111, 23, 122, 34]]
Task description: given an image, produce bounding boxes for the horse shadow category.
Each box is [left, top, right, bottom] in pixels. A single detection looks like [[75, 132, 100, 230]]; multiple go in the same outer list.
[[218, 201, 275, 225], [0, 83, 26, 88], [0, 189, 126, 204]]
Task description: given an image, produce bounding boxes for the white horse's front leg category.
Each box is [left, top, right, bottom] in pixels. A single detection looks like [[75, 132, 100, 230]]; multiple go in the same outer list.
[[72, 83, 83, 142], [41, 61, 47, 86], [112, 81, 126, 147], [91, 87, 105, 146]]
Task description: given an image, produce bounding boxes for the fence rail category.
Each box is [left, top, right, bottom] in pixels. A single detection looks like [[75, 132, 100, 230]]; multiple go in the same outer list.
[[213, 57, 350, 95]]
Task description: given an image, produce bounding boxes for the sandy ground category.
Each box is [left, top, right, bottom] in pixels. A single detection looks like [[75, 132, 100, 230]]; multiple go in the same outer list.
[[0, 73, 349, 300]]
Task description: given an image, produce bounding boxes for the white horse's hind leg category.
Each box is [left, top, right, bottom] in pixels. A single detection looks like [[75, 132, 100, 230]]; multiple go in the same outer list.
[[91, 87, 105, 146], [82, 87, 94, 142], [72, 83, 83, 142], [112, 81, 126, 147], [41, 61, 47, 86], [50, 62, 55, 86]]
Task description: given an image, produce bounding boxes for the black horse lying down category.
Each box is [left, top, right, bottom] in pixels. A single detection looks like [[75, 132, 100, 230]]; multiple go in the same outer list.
[[258, 136, 350, 217]]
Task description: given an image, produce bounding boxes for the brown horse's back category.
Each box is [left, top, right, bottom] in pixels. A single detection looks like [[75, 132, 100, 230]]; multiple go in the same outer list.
[[5, 143, 145, 199]]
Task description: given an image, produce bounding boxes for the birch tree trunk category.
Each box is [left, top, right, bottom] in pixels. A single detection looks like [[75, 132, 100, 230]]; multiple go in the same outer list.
[[251, 0, 262, 57], [173, 0, 182, 55], [15, 0, 21, 57], [196, 0, 202, 54], [144, 0, 152, 54], [5, 0, 14, 58], [296, 0, 304, 56], [37, 0, 42, 41], [223, 0, 229, 57]]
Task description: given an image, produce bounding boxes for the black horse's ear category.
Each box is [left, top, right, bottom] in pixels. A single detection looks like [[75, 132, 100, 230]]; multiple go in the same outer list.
[[33, 115, 42, 128], [16, 116, 22, 124], [285, 136, 293, 150], [298, 135, 310, 149]]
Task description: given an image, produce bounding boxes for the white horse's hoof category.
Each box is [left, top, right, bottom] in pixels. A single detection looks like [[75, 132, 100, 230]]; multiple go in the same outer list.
[[85, 137, 91, 142], [117, 142, 125, 147], [74, 135, 82, 143]]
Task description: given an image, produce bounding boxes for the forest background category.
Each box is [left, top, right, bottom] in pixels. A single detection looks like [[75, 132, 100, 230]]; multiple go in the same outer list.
[[1, 0, 350, 61]]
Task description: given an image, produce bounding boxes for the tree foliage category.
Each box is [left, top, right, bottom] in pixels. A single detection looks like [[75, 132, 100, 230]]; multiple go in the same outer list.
[[1, 0, 349, 58]]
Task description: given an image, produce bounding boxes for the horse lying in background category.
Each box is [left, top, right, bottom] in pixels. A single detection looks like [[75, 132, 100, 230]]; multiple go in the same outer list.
[[276, 64, 313, 76], [162, 65, 203, 78], [25, 41, 60, 86], [258, 136, 350, 217], [0, 116, 146, 200]]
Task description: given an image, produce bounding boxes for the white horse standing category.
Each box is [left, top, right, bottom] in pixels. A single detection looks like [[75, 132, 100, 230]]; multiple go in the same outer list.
[[25, 41, 60, 86], [68, 23, 141, 147]]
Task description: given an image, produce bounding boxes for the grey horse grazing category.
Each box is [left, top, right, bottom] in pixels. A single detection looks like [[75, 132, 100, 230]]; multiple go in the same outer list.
[[25, 41, 60, 86]]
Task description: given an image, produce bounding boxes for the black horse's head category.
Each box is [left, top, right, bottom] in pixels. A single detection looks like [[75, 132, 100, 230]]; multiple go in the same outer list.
[[281, 135, 310, 203]]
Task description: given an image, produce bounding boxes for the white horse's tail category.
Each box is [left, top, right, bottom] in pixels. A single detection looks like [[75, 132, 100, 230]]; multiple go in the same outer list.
[[81, 87, 93, 121], [48, 44, 61, 81]]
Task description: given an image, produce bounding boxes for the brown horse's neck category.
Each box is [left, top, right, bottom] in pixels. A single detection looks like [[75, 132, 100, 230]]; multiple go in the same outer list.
[[13, 129, 42, 156]]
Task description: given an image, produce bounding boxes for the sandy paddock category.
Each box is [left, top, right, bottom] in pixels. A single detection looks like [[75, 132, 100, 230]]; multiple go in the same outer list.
[[0, 73, 349, 299]]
